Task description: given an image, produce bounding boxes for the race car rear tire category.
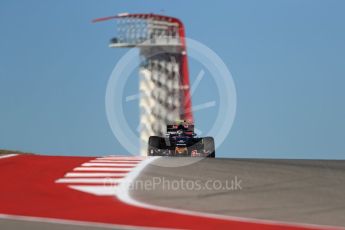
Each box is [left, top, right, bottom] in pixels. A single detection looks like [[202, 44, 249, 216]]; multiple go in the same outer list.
[[148, 136, 161, 156], [204, 137, 215, 158]]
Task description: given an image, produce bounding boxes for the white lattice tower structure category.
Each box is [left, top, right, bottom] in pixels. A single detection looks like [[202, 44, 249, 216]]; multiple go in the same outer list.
[[93, 13, 193, 156]]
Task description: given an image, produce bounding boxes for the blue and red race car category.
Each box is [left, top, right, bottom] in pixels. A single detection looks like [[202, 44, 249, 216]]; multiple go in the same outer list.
[[148, 121, 215, 158]]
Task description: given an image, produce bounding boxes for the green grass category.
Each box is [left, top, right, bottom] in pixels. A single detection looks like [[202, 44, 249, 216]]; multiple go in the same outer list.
[[0, 149, 32, 155]]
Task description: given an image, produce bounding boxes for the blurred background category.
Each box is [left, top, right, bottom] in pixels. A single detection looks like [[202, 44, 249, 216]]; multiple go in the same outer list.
[[1, 0, 345, 159]]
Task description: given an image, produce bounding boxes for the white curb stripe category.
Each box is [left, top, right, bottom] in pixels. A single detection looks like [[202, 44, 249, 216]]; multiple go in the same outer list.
[[82, 163, 137, 167], [56, 178, 123, 184], [68, 185, 118, 196], [0, 154, 18, 159], [90, 160, 141, 163], [65, 173, 127, 177], [74, 167, 132, 172], [97, 157, 144, 161]]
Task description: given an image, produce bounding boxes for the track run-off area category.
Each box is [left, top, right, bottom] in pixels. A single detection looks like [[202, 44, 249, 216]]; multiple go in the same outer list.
[[0, 154, 344, 230]]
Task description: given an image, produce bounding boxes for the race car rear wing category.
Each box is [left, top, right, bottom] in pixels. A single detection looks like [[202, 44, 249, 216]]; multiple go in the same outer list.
[[167, 124, 195, 136]]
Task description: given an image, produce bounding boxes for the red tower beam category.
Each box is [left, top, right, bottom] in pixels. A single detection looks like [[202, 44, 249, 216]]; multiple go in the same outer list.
[[93, 13, 194, 122]]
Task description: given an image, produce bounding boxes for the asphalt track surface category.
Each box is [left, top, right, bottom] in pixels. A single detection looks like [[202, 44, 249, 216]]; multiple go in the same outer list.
[[0, 218, 128, 230], [0, 154, 344, 229], [132, 158, 345, 227]]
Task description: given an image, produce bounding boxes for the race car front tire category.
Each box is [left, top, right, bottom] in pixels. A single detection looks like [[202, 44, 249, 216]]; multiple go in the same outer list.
[[148, 136, 161, 156], [203, 137, 215, 158]]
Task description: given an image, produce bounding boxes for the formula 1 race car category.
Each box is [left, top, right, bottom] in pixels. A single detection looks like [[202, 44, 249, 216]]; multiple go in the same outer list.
[[148, 121, 215, 158]]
